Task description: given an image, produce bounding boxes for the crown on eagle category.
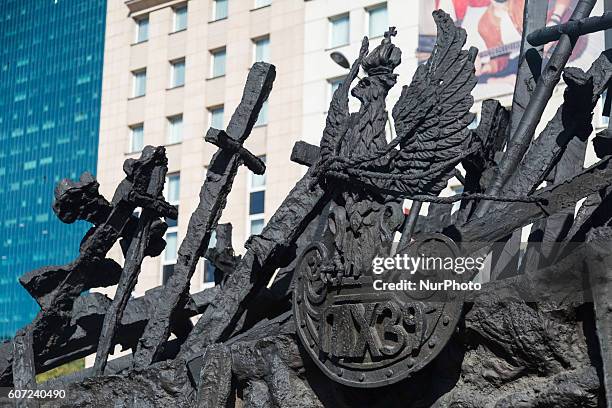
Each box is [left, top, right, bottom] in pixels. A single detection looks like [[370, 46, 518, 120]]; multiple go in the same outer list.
[[362, 27, 402, 76]]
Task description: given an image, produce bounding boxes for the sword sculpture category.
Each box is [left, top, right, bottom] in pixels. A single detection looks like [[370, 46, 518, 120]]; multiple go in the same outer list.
[[2, 3, 612, 407]]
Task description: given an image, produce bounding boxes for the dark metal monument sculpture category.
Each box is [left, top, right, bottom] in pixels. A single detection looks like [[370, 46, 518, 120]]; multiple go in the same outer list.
[[2, 1, 612, 406]]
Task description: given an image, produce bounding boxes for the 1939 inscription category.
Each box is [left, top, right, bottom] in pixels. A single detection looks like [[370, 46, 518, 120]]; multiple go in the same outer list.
[[320, 301, 425, 359], [293, 236, 464, 388]]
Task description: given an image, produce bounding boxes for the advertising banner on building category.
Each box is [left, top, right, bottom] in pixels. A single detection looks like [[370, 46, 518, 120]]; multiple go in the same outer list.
[[418, 0, 605, 99]]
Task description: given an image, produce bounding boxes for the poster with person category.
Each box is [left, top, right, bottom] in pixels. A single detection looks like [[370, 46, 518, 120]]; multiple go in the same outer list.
[[417, 0, 605, 99]]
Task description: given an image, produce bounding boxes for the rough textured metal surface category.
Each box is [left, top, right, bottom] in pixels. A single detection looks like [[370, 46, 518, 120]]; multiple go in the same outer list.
[[452, 154, 612, 246], [94, 151, 173, 375], [586, 227, 612, 407], [134, 62, 276, 368], [527, 11, 612, 46], [1, 5, 612, 407], [12, 328, 36, 399], [507, 51, 612, 197], [0, 146, 171, 386], [180, 163, 330, 357], [195, 344, 233, 408], [479, 0, 597, 204], [293, 235, 465, 387]]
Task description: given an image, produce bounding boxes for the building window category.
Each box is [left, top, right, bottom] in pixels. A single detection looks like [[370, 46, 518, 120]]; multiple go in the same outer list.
[[203, 259, 216, 286], [254, 0, 271, 9], [129, 124, 144, 153], [328, 77, 345, 101], [170, 59, 185, 88], [165, 173, 181, 205], [329, 14, 349, 48], [253, 36, 270, 63], [210, 47, 226, 78], [213, 0, 228, 20], [209, 105, 224, 129], [162, 232, 178, 284], [248, 156, 266, 235], [164, 232, 178, 262], [167, 115, 183, 144], [162, 173, 180, 284], [250, 219, 265, 236], [368, 3, 388, 38], [254, 100, 268, 127], [164, 173, 180, 229], [132, 69, 147, 97], [468, 112, 480, 130], [250, 191, 265, 214], [134, 17, 149, 43], [202, 227, 218, 287], [173, 5, 188, 32], [601, 90, 610, 127], [450, 185, 464, 214]]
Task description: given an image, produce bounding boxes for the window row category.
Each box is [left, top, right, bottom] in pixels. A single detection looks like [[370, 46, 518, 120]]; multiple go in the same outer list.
[[130, 58, 184, 98], [130, 36, 270, 97], [133, 4, 187, 44], [211, 0, 272, 22], [134, 0, 273, 43], [329, 3, 388, 49], [128, 101, 269, 153]]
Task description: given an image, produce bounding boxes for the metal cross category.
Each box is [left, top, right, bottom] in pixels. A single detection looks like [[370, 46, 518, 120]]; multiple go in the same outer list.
[[133, 62, 275, 368]]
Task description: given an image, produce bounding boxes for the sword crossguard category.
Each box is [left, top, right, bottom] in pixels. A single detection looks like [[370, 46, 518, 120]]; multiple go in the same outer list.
[[205, 128, 266, 175], [291, 141, 320, 167], [127, 191, 178, 219]]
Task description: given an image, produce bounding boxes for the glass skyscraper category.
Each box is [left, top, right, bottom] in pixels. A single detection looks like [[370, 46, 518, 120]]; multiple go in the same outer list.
[[0, 0, 107, 338]]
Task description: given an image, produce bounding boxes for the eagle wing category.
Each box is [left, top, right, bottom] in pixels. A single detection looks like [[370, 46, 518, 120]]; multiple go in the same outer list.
[[390, 10, 477, 196]]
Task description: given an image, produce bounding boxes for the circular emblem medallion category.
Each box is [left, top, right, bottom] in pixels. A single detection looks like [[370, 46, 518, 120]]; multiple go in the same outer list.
[[293, 234, 466, 388]]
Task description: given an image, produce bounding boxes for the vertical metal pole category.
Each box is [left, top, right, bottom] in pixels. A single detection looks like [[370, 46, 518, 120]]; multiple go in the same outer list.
[[485, 0, 548, 280], [509, 0, 549, 135], [477, 0, 548, 217], [398, 201, 422, 251], [478, 0, 597, 218]]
